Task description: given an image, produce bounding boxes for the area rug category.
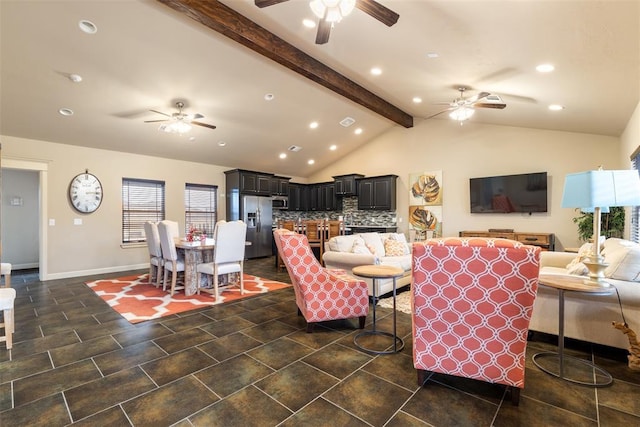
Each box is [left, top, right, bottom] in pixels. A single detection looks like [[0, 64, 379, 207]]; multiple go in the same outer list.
[[86, 273, 291, 324], [377, 290, 412, 314]]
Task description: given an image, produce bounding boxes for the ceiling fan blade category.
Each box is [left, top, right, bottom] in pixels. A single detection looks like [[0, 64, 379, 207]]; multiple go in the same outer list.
[[254, 0, 289, 8], [192, 113, 204, 120], [474, 102, 507, 109], [192, 121, 217, 130], [356, 0, 399, 27], [468, 91, 490, 103], [149, 109, 171, 117], [144, 119, 169, 123], [315, 19, 331, 44], [424, 108, 454, 120]]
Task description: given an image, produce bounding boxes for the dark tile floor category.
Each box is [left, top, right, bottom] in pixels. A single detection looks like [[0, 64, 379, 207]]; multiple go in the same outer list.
[[0, 258, 639, 426]]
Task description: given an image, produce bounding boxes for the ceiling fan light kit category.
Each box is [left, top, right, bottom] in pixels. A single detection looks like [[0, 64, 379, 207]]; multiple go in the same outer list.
[[449, 106, 475, 122], [310, 0, 356, 23], [145, 101, 216, 134]]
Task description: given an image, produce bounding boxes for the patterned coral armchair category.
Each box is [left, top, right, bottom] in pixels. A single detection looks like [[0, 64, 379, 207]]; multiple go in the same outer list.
[[412, 237, 541, 405], [274, 229, 369, 333]]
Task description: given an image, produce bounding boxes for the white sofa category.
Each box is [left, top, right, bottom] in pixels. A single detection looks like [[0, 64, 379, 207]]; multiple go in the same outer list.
[[322, 232, 411, 297], [532, 238, 640, 350]]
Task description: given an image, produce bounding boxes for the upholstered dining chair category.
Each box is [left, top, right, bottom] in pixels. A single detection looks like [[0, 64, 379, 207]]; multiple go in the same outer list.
[[196, 220, 247, 299], [0, 287, 16, 349], [411, 237, 541, 405], [1, 263, 11, 288], [143, 222, 163, 288], [273, 228, 369, 333], [157, 220, 185, 296]]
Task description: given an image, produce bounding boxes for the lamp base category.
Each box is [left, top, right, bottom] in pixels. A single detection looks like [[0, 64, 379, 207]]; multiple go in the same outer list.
[[582, 258, 610, 287]]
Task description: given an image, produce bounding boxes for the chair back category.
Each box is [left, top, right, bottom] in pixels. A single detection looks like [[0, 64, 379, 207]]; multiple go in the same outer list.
[[158, 220, 180, 262], [214, 220, 247, 264], [278, 220, 296, 232], [326, 220, 344, 239], [412, 237, 540, 389], [143, 221, 162, 258]]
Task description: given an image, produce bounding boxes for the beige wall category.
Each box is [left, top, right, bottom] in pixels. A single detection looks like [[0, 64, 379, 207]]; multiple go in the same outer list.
[[309, 118, 623, 250], [2, 136, 230, 279]]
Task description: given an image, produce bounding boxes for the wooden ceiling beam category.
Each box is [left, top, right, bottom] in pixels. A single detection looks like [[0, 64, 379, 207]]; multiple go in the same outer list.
[[156, 0, 413, 128]]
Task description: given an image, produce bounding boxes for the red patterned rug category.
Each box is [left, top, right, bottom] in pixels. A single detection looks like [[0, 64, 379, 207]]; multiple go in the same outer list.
[[86, 273, 291, 324]]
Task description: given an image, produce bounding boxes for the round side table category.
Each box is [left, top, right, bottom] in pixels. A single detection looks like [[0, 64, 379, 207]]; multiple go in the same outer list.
[[532, 274, 614, 387], [352, 264, 405, 355]]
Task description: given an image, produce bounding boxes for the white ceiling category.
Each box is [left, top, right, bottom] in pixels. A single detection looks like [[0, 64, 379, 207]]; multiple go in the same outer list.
[[1, 0, 638, 178]]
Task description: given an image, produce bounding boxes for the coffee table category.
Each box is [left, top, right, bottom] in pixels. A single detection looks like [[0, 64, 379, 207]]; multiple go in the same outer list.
[[532, 274, 614, 387], [352, 264, 405, 355]]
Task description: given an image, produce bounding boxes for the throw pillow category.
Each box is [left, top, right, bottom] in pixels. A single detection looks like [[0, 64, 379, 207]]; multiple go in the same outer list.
[[352, 240, 372, 255], [384, 238, 406, 257], [566, 260, 588, 276], [360, 233, 386, 257]]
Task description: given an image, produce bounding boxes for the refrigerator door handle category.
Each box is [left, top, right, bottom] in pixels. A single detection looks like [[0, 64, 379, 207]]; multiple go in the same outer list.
[[256, 207, 261, 233]]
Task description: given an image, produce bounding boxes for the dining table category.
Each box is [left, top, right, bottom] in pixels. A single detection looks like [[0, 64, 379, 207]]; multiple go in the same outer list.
[[174, 238, 251, 296]]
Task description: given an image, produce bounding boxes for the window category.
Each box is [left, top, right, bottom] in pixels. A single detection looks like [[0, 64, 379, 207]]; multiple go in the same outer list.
[[185, 183, 218, 235], [122, 178, 165, 243], [632, 149, 640, 243]]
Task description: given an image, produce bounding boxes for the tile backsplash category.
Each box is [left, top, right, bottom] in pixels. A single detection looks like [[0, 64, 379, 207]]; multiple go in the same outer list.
[[273, 196, 396, 226]]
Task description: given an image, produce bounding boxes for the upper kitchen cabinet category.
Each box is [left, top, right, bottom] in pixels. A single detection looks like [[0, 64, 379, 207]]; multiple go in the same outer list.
[[308, 182, 336, 211], [224, 169, 273, 196], [288, 183, 308, 211], [333, 174, 364, 196], [270, 176, 290, 196], [357, 175, 398, 210]]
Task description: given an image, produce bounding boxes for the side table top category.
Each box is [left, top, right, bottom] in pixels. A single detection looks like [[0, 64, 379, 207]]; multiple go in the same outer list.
[[353, 264, 404, 279], [538, 274, 615, 295]]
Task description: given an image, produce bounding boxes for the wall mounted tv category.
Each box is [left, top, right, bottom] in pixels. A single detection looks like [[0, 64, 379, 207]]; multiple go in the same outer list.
[[470, 172, 548, 213]]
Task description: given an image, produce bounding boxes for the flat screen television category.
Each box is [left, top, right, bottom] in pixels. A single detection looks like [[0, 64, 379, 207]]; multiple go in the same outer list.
[[470, 172, 548, 213]]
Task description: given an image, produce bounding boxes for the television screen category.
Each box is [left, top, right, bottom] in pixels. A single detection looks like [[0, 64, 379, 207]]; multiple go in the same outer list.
[[470, 172, 548, 213]]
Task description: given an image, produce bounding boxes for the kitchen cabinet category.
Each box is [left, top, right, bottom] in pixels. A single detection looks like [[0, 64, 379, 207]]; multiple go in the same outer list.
[[309, 182, 336, 211], [288, 183, 308, 211], [357, 175, 397, 210], [225, 170, 273, 195], [270, 176, 290, 196], [333, 174, 364, 196]]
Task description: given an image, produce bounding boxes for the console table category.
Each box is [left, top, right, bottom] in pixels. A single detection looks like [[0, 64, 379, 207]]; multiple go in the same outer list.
[[459, 230, 555, 250]]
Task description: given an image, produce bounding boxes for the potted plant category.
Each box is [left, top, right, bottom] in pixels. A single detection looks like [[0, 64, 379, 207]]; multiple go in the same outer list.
[[572, 206, 626, 242]]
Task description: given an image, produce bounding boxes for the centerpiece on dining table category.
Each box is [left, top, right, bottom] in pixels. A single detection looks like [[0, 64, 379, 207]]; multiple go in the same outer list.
[[186, 225, 207, 245]]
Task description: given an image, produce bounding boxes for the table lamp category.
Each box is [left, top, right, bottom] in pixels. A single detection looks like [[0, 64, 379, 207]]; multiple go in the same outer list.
[[562, 167, 640, 285]]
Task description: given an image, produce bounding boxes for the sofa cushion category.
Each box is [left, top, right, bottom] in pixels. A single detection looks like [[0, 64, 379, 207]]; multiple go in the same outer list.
[[360, 233, 386, 257], [329, 235, 361, 253], [604, 243, 640, 281], [380, 256, 412, 272], [352, 239, 372, 255]]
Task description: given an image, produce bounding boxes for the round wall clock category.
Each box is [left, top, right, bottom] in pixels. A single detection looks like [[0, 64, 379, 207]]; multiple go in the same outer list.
[[69, 171, 103, 213]]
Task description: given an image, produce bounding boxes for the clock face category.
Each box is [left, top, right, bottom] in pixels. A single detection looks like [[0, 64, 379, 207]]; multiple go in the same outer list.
[[69, 172, 103, 213]]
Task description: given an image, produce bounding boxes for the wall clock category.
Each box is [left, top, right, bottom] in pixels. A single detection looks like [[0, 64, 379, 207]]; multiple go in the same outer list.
[[69, 170, 103, 213]]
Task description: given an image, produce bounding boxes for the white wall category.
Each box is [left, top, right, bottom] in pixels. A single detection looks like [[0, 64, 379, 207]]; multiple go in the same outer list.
[[1, 169, 39, 268], [309, 118, 622, 250]]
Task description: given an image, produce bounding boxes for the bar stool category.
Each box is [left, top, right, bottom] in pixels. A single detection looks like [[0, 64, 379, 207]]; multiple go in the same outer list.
[[1, 263, 11, 288], [0, 288, 16, 349], [276, 221, 296, 270]]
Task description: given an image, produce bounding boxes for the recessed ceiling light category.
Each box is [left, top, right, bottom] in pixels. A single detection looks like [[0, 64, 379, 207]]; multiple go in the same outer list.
[[308, 159, 315, 165], [279, 153, 287, 159], [68, 74, 82, 83], [309, 121, 319, 129], [329, 145, 337, 151], [264, 93, 274, 101], [218, 141, 227, 146], [370, 67, 382, 76], [78, 20, 97, 34], [58, 108, 74, 116], [303, 19, 316, 28], [426, 52, 439, 58], [188, 136, 196, 142], [354, 128, 363, 135], [536, 63, 555, 73], [413, 97, 422, 104], [548, 104, 565, 111]]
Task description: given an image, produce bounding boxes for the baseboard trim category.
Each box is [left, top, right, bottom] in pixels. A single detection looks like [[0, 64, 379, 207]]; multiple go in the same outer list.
[[43, 263, 149, 281]]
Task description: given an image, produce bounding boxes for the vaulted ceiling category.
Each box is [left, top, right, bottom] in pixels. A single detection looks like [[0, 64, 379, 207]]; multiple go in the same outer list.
[[1, 1, 638, 177]]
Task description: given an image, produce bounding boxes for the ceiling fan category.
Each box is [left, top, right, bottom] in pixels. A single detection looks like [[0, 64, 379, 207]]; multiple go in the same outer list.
[[144, 101, 216, 134], [255, 0, 399, 44], [426, 87, 507, 122]]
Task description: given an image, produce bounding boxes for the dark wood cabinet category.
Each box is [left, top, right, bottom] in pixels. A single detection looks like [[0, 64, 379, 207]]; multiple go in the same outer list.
[[288, 183, 308, 211], [357, 175, 397, 210], [225, 169, 273, 196], [333, 174, 364, 196], [308, 182, 336, 211], [270, 176, 290, 196]]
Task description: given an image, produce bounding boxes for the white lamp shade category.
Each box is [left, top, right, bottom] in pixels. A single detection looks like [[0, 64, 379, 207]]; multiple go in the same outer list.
[[562, 169, 640, 209]]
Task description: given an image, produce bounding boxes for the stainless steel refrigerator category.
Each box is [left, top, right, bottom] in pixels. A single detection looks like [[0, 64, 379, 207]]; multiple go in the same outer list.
[[242, 195, 273, 258]]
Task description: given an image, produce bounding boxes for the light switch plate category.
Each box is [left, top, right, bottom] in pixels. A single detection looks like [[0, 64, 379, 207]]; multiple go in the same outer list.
[[49, 219, 55, 226]]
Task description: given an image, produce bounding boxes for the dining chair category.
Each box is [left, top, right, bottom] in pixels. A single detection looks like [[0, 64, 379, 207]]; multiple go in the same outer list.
[[411, 237, 541, 405], [143, 222, 163, 288], [277, 220, 297, 270], [273, 228, 369, 333], [0, 263, 11, 288], [303, 220, 324, 262], [196, 220, 247, 299], [157, 220, 185, 296], [0, 287, 16, 349], [326, 220, 345, 240]]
